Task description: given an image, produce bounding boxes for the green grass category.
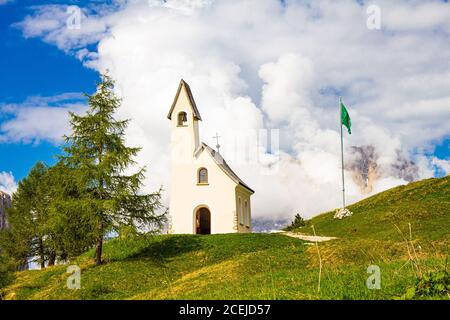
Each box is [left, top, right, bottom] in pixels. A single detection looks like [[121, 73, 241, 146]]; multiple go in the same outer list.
[[293, 175, 450, 241], [2, 176, 449, 300], [3, 234, 311, 300]]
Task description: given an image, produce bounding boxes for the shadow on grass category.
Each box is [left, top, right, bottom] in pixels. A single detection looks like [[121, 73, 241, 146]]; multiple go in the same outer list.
[[0, 275, 15, 300], [125, 235, 203, 265]]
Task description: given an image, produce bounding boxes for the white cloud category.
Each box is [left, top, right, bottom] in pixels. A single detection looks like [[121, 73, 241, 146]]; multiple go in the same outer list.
[[14, 4, 111, 56], [431, 157, 450, 176], [0, 171, 17, 195], [382, 1, 450, 32], [0, 93, 86, 144], [12, 0, 450, 219]]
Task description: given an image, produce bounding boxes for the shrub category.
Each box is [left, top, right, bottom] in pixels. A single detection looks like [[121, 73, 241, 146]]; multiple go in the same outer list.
[[284, 214, 306, 231], [402, 270, 449, 299]]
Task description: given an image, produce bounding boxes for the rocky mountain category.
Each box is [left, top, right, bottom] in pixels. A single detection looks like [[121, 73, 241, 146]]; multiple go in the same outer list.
[[0, 191, 11, 230], [251, 218, 290, 233]]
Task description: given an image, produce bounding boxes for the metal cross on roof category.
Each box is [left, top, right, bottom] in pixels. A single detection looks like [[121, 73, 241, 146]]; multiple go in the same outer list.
[[213, 132, 221, 153]]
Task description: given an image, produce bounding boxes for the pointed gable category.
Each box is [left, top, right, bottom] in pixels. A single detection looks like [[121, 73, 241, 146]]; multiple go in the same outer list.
[[167, 79, 202, 121]]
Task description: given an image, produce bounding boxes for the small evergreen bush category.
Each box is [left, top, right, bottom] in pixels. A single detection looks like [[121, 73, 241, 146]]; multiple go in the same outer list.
[[284, 214, 306, 231]]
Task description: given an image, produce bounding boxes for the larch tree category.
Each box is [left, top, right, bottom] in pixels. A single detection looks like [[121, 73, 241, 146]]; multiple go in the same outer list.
[[0, 160, 99, 269], [62, 74, 166, 266], [0, 162, 49, 269], [44, 161, 97, 262]]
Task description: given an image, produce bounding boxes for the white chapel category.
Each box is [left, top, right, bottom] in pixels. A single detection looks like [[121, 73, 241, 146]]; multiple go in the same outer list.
[[167, 79, 254, 234]]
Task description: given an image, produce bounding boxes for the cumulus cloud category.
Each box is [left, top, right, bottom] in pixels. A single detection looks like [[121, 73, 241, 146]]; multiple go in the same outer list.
[[14, 3, 112, 55], [382, 2, 450, 32], [431, 157, 450, 176], [0, 171, 17, 195], [0, 93, 86, 144], [12, 0, 450, 219]]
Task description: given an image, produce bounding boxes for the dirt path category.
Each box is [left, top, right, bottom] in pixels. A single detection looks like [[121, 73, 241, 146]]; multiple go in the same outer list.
[[281, 231, 337, 242]]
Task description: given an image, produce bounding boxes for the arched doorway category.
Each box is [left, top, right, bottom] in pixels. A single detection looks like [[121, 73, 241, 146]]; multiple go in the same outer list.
[[195, 207, 211, 234]]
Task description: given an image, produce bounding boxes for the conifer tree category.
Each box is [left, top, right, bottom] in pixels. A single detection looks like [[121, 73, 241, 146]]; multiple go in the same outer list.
[[0, 161, 98, 268], [44, 161, 97, 261], [0, 162, 49, 268], [0, 253, 14, 290], [62, 74, 166, 265]]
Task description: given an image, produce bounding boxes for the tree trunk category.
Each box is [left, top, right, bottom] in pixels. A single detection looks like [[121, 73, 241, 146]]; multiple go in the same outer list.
[[18, 259, 29, 271], [38, 238, 45, 269], [48, 252, 56, 266], [95, 142, 105, 267], [95, 235, 103, 266]]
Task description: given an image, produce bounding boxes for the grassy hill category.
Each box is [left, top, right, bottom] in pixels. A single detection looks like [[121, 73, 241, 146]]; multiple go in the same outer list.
[[1, 176, 449, 300], [293, 175, 449, 241]]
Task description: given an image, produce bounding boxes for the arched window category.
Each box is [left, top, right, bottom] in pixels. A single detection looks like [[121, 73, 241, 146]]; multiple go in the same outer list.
[[177, 111, 187, 126], [198, 167, 208, 184]]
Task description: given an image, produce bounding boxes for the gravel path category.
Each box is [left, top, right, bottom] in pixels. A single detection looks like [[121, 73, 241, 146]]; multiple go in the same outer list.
[[281, 231, 337, 242]]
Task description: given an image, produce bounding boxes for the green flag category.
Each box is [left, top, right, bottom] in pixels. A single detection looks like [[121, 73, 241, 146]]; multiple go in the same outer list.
[[340, 99, 352, 134]]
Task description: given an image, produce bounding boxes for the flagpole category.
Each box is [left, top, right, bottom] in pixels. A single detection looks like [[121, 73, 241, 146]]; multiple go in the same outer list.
[[339, 97, 346, 209]]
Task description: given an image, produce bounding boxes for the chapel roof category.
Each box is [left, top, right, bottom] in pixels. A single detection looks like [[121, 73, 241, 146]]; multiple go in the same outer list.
[[196, 142, 255, 194], [167, 79, 202, 121]]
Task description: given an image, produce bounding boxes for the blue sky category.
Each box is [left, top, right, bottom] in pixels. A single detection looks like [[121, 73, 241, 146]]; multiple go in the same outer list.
[[0, 0, 449, 217], [0, 0, 98, 180]]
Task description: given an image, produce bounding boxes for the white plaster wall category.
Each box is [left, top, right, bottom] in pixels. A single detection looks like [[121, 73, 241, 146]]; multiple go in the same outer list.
[[235, 186, 252, 233], [168, 83, 241, 234], [170, 150, 238, 234]]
